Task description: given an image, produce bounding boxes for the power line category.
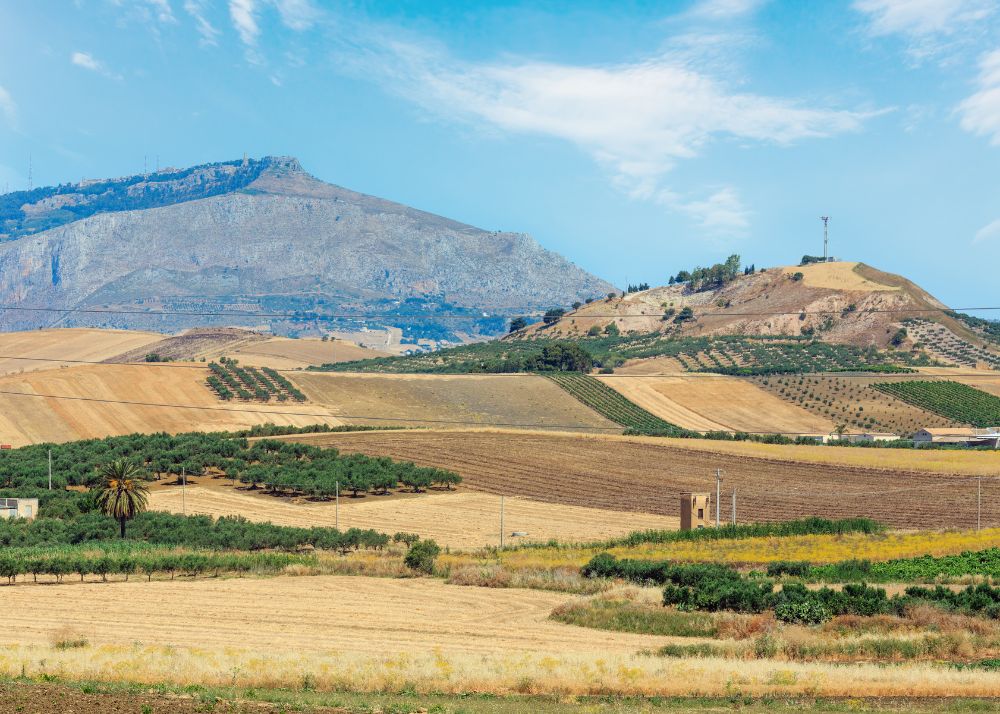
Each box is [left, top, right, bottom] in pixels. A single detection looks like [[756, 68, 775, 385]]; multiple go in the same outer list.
[[1, 303, 1000, 320], [5, 350, 1000, 379]]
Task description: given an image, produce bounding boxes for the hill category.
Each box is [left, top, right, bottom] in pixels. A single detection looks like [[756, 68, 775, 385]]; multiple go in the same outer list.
[[0, 156, 613, 345], [519, 261, 981, 351]]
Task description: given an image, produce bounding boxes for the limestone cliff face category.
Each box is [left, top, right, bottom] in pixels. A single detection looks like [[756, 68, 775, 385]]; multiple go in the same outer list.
[[0, 157, 613, 339]]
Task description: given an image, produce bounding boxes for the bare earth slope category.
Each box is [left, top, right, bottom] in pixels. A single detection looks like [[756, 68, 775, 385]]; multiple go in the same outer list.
[[283, 429, 1000, 529]]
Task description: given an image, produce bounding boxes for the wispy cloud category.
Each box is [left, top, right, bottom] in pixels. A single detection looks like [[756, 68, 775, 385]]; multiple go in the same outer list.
[[0, 85, 16, 127], [658, 186, 751, 236], [184, 0, 220, 46], [959, 49, 1000, 145], [683, 0, 766, 21], [346, 36, 873, 234], [273, 0, 318, 31], [229, 0, 260, 45], [853, 0, 996, 61], [71, 51, 122, 79], [974, 217, 1000, 244]]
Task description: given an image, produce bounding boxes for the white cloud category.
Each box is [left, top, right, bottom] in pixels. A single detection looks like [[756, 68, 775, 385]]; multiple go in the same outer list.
[[273, 0, 318, 31], [684, 0, 766, 21], [184, 0, 220, 46], [959, 49, 1000, 145], [144, 0, 176, 24], [0, 85, 15, 126], [71, 51, 123, 80], [354, 38, 874, 217], [659, 186, 751, 235], [229, 0, 260, 45], [854, 0, 996, 61], [854, 0, 993, 36], [974, 217, 1000, 244]]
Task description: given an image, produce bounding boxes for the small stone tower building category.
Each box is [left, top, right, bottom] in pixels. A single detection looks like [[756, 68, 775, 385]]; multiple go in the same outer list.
[[680, 492, 711, 530]]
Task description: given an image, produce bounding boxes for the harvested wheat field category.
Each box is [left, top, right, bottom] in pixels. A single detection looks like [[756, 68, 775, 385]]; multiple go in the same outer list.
[[148, 484, 676, 548], [598, 372, 833, 434], [0, 363, 338, 445], [2, 578, 1000, 698], [226, 336, 388, 369], [0, 576, 663, 656], [0, 328, 163, 376], [281, 429, 1000, 529], [781, 261, 899, 291], [293, 372, 619, 432], [917, 366, 1000, 398]]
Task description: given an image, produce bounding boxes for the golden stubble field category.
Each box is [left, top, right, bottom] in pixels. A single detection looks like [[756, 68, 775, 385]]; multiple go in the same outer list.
[[598, 372, 834, 434], [0, 328, 163, 376], [282, 429, 1000, 529], [148, 484, 678, 549], [0, 363, 339, 445], [293, 372, 619, 432], [2, 576, 1000, 698]]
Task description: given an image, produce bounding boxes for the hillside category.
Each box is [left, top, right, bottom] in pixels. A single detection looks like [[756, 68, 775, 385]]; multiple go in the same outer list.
[[518, 261, 978, 351], [0, 156, 613, 345]]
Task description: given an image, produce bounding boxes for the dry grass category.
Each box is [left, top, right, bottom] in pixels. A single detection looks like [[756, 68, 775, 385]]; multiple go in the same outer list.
[[780, 262, 899, 291], [149, 484, 677, 550], [287, 429, 1000, 528], [599, 373, 833, 434], [225, 336, 388, 369], [0, 363, 339, 446], [292, 372, 618, 432]]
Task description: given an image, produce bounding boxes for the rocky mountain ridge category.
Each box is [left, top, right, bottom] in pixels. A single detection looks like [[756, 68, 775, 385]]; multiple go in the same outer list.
[[0, 157, 614, 344]]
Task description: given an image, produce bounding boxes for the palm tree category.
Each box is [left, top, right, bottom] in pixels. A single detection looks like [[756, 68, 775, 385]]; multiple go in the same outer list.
[[95, 459, 150, 539]]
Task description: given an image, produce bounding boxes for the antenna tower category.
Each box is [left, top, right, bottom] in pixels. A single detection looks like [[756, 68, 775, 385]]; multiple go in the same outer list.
[[821, 216, 830, 261], [27, 153, 33, 191]]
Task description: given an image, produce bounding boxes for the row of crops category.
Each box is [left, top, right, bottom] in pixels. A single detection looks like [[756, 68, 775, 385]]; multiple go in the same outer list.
[[311, 332, 923, 377], [904, 318, 1000, 369], [545, 373, 685, 434], [873, 380, 1000, 427], [207, 359, 306, 402]]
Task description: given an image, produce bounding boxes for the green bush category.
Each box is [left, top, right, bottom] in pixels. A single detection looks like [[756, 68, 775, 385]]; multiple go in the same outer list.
[[404, 539, 441, 574]]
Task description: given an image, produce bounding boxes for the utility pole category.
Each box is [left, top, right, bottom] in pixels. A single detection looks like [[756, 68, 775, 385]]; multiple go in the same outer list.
[[48, 449, 52, 490], [27, 153, 32, 191], [978, 477, 982, 531], [335, 481, 340, 530], [181, 467, 186, 516], [715, 469, 723, 527], [500, 495, 505, 549], [821, 216, 830, 261], [732, 487, 737, 525]]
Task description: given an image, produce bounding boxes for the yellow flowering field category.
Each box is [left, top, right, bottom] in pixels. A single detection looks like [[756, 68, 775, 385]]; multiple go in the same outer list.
[[445, 527, 1000, 572]]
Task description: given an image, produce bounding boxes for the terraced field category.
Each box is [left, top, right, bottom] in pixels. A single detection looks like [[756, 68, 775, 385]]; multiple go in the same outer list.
[[281, 429, 1000, 529]]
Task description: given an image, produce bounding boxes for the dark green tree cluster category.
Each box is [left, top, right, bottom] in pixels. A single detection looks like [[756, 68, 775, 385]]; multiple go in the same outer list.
[[670, 255, 742, 291]]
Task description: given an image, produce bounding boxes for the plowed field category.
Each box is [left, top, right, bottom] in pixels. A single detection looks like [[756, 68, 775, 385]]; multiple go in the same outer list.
[[282, 430, 1000, 529]]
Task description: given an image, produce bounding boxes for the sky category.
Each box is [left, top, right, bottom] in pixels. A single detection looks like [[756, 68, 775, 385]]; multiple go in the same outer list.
[[0, 0, 998, 311]]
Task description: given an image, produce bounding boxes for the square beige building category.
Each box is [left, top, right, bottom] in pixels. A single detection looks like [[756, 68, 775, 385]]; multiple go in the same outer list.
[[680, 492, 711, 530]]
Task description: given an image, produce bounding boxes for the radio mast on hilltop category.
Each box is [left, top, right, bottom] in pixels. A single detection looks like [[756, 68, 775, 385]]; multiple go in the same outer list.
[[27, 153, 33, 191], [821, 216, 830, 261]]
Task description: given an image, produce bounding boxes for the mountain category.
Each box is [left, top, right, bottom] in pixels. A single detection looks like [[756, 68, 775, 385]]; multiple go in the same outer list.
[[0, 157, 614, 345]]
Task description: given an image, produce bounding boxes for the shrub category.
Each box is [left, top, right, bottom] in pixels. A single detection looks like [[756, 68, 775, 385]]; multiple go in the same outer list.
[[404, 539, 441, 574]]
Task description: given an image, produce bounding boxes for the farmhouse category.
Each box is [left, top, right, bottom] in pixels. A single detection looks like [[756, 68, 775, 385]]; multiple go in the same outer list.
[[0, 497, 38, 521], [848, 432, 900, 444], [913, 428, 1000, 447]]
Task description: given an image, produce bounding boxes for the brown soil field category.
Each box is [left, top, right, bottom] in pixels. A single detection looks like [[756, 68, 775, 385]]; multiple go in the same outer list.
[[0, 363, 338, 445], [227, 336, 388, 369], [598, 373, 833, 434], [148, 484, 677, 548], [292, 372, 619, 432], [751, 373, 958, 436], [108, 327, 269, 362], [282, 429, 1000, 529], [0, 327, 163, 376], [0, 575, 666, 656]]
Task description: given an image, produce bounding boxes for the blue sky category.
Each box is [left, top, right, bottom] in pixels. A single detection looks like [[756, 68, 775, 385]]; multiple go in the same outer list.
[[0, 0, 998, 310]]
